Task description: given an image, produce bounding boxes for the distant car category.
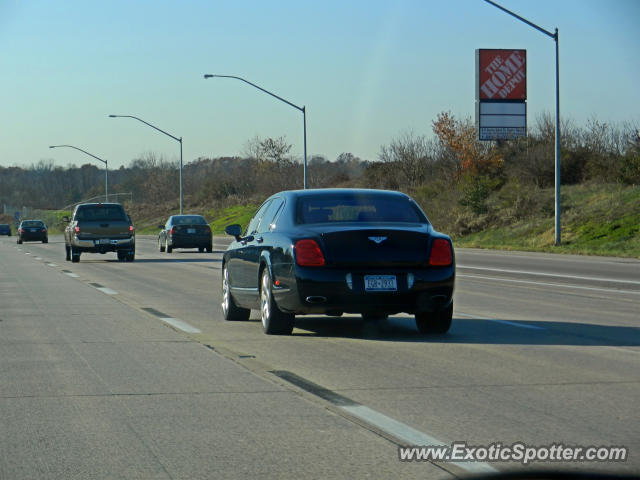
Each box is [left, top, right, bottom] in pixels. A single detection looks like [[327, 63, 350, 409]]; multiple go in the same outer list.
[[64, 203, 135, 262], [17, 220, 48, 244], [158, 215, 212, 253], [221, 188, 455, 335], [0, 224, 11, 236]]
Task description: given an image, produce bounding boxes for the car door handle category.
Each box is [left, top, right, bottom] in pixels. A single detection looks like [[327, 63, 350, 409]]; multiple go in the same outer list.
[[255, 237, 263, 243]]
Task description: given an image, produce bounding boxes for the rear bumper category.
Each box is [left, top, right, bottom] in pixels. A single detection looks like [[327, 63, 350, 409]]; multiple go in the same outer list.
[[20, 233, 47, 241], [274, 265, 455, 315], [72, 236, 135, 253], [169, 233, 212, 249]]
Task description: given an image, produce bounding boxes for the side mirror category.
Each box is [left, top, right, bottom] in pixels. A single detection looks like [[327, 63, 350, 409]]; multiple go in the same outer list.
[[158, 225, 165, 229], [225, 224, 243, 240]]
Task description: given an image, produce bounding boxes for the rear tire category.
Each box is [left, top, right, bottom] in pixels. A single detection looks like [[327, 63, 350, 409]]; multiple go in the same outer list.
[[17, 238, 22, 244], [260, 269, 294, 335], [65, 245, 71, 261], [415, 303, 453, 334], [117, 251, 127, 262], [126, 251, 135, 262], [43, 238, 48, 244], [158, 237, 165, 252], [206, 244, 212, 253], [71, 247, 80, 263], [198, 247, 204, 253], [221, 266, 250, 321], [166, 238, 172, 253]]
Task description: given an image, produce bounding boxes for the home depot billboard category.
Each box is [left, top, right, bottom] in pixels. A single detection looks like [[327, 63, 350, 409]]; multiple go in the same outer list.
[[477, 49, 526, 100], [476, 49, 527, 140]]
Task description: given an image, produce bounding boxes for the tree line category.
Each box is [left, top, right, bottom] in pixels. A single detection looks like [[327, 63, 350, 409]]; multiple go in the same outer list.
[[1, 112, 638, 235]]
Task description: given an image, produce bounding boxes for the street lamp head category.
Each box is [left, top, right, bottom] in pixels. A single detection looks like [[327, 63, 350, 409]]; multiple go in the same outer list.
[[203, 74, 213, 79], [108, 114, 117, 118]]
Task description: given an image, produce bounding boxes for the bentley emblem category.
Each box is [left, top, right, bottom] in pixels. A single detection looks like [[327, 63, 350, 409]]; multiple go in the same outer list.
[[368, 236, 387, 244]]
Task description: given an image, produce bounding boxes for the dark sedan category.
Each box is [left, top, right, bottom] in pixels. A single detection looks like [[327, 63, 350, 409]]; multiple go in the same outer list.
[[158, 215, 212, 253], [0, 224, 11, 236], [17, 220, 48, 244], [221, 189, 455, 335]]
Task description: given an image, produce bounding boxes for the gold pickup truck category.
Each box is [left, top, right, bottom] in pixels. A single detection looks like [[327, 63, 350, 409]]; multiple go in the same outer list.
[[64, 203, 135, 263]]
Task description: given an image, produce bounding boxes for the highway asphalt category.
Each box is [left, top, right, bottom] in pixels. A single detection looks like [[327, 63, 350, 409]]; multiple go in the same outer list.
[[1, 235, 638, 479]]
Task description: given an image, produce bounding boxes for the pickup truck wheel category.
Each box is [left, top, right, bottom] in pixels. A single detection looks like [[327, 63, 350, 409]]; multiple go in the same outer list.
[[43, 238, 48, 244], [17, 238, 22, 244], [166, 239, 172, 253], [126, 252, 135, 262], [206, 244, 212, 253], [415, 303, 453, 334], [117, 251, 126, 262], [158, 237, 165, 252], [65, 245, 71, 261], [71, 248, 80, 263], [198, 247, 204, 253]]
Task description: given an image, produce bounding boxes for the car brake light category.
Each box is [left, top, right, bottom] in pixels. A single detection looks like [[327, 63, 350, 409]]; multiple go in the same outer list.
[[294, 239, 325, 267], [19, 228, 23, 233], [204, 226, 211, 233], [42, 228, 47, 232], [170, 226, 177, 235], [74, 226, 80, 233], [429, 238, 453, 266], [129, 225, 135, 232]]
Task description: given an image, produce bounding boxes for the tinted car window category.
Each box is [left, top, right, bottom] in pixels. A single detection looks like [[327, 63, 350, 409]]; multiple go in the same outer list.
[[21, 221, 45, 227], [295, 193, 427, 224], [76, 205, 127, 221], [171, 215, 207, 225], [245, 200, 272, 235], [257, 198, 284, 233]]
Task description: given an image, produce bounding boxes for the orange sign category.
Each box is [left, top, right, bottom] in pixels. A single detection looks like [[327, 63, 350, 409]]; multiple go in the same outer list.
[[477, 49, 526, 100]]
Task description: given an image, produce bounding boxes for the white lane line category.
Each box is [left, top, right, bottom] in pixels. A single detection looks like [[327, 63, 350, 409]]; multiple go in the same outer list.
[[341, 405, 496, 474], [457, 265, 640, 285], [457, 274, 640, 296], [24, 252, 30, 255], [34, 256, 42, 260], [159, 317, 201, 333], [96, 287, 118, 295], [64, 272, 79, 278], [457, 312, 545, 330], [46, 263, 58, 267]]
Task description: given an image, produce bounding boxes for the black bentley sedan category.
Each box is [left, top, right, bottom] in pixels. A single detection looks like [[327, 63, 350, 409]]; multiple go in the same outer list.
[[158, 215, 212, 253], [222, 189, 455, 335]]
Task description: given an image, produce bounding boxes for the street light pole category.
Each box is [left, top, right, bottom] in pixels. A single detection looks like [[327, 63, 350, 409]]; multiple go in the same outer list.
[[484, 0, 561, 245], [49, 145, 108, 201], [109, 115, 183, 214], [203, 74, 308, 189]]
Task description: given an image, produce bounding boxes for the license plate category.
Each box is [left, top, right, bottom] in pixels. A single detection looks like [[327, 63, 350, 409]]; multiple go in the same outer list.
[[364, 275, 397, 292], [30, 228, 37, 232], [99, 238, 110, 245], [187, 228, 196, 234]]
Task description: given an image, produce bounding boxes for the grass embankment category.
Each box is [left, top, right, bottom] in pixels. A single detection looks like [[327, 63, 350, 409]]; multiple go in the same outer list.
[[455, 183, 640, 258]]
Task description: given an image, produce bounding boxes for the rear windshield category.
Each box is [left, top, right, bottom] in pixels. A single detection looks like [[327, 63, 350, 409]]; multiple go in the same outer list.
[[295, 193, 427, 224], [75, 205, 127, 222], [21, 220, 45, 227], [171, 215, 207, 225]]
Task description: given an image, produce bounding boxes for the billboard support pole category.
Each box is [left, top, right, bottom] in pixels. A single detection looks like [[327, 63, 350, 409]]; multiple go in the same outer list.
[[484, 0, 561, 245]]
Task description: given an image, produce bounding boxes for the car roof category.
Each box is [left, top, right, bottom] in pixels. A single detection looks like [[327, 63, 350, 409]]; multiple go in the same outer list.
[[273, 188, 412, 200]]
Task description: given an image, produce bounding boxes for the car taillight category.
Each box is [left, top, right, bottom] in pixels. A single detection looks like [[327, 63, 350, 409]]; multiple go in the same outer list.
[[429, 238, 453, 266], [19, 228, 23, 233], [74, 226, 80, 233], [42, 228, 47, 232], [129, 225, 135, 232], [294, 239, 325, 267], [170, 226, 177, 235], [204, 226, 211, 233]]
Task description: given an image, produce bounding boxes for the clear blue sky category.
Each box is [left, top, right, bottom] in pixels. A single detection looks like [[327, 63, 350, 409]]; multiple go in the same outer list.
[[1, 0, 638, 169]]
